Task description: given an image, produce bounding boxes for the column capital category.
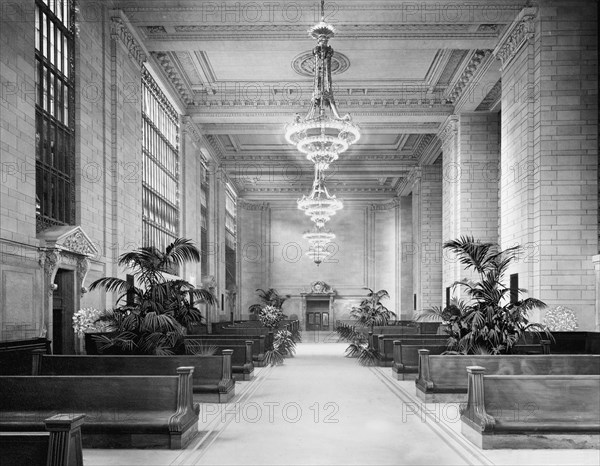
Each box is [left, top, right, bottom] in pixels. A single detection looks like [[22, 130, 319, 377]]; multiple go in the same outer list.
[[438, 115, 459, 146]]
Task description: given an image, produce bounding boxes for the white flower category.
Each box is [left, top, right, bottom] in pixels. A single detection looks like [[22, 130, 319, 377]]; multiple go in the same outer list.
[[72, 308, 112, 336], [543, 306, 578, 331]]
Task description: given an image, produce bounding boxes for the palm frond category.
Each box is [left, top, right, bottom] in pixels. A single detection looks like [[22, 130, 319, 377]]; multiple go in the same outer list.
[[89, 277, 133, 295], [357, 346, 380, 366]]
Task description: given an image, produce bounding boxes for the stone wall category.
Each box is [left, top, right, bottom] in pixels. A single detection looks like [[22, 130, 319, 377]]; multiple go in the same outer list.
[[498, 3, 598, 327], [239, 201, 403, 328]]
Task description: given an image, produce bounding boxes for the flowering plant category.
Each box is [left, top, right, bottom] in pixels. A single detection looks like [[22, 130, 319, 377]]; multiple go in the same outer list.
[[258, 305, 285, 330], [72, 308, 113, 336], [543, 306, 578, 331]]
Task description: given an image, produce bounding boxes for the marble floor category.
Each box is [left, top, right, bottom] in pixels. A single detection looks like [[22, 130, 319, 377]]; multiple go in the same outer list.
[[84, 338, 600, 466]]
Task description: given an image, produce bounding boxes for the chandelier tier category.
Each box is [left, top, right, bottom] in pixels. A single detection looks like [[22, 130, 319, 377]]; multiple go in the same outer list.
[[305, 244, 331, 266], [285, 0, 360, 171], [303, 226, 336, 246], [297, 167, 343, 228]]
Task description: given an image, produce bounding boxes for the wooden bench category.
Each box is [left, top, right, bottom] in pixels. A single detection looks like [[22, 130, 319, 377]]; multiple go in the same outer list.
[[416, 351, 598, 402], [33, 353, 235, 403], [377, 335, 448, 366], [184, 339, 254, 381], [186, 334, 266, 366], [0, 414, 85, 466], [0, 338, 51, 374], [392, 342, 448, 380], [368, 331, 443, 350], [524, 331, 600, 354], [0, 368, 199, 449], [461, 366, 600, 449], [217, 327, 275, 349]]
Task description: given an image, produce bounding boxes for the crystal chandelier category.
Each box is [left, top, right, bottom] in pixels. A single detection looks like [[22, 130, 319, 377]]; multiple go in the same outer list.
[[297, 167, 343, 228], [303, 226, 335, 265], [303, 225, 336, 246], [305, 244, 331, 266], [285, 0, 360, 171]]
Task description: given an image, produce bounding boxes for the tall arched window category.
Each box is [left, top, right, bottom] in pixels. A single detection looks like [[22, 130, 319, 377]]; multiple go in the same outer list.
[[35, 0, 75, 231], [141, 68, 180, 251]]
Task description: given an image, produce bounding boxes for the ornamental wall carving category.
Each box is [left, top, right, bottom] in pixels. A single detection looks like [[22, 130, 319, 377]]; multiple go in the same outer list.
[[493, 8, 537, 71], [110, 16, 147, 68]]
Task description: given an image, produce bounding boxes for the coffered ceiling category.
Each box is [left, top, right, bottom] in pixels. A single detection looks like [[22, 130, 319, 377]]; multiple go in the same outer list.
[[116, 0, 524, 201]]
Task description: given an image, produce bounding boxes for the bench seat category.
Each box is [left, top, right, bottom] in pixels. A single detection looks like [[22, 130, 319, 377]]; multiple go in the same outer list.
[[460, 368, 600, 449], [1, 369, 199, 449]]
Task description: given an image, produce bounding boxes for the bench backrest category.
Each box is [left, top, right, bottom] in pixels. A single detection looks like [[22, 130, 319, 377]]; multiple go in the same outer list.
[[34, 354, 229, 386], [482, 373, 600, 423], [523, 331, 600, 354], [184, 343, 252, 366], [395, 343, 447, 368], [420, 353, 600, 391], [1, 369, 193, 413], [186, 335, 264, 355], [379, 336, 447, 359], [0, 338, 50, 375], [371, 333, 447, 351], [362, 326, 419, 337]]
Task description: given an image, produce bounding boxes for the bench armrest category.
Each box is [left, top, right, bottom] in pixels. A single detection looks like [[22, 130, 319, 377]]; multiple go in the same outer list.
[[168, 367, 197, 433]]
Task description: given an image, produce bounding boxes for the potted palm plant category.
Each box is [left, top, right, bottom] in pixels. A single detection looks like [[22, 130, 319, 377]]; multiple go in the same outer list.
[[89, 238, 215, 355], [248, 288, 290, 319], [335, 288, 396, 365], [441, 236, 551, 354]]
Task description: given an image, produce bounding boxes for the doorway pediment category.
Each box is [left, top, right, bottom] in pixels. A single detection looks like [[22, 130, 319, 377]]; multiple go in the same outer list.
[[37, 225, 99, 257]]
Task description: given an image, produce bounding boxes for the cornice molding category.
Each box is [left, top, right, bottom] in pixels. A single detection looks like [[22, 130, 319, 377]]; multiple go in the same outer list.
[[152, 52, 195, 105], [110, 13, 147, 68], [444, 49, 493, 104], [493, 7, 537, 71], [370, 198, 399, 211], [416, 135, 442, 165], [396, 167, 421, 196], [204, 134, 226, 162], [437, 115, 459, 145], [238, 199, 270, 211]]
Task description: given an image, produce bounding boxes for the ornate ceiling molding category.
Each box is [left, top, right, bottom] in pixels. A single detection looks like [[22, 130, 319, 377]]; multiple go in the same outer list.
[[291, 50, 350, 77], [204, 135, 226, 161], [110, 15, 147, 67], [238, 199, 270, 211], [152, 52, 195, 105], [370, 198, 400, 211], [140, 23, 502, 41], [493, 7, 537, 71], [444, 49, 493, 104]]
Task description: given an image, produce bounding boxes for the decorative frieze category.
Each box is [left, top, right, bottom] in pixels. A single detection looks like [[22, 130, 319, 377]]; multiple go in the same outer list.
[[151, 52, 195, 106], [444, 50, 492, 104], [238, 200, 270, 211], [110, 16, 147, 68], [371, 199, 399, 211], [493, 8, 537, 71]]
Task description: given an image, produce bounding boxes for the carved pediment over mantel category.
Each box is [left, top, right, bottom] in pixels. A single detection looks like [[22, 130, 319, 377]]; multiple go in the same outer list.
[[303, 281, 335, 296], [37, 225, 99, 257]]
